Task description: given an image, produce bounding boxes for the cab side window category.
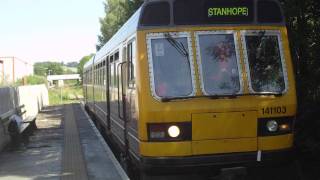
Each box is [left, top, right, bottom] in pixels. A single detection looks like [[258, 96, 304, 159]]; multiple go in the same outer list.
[[128, 40, 136, 88]]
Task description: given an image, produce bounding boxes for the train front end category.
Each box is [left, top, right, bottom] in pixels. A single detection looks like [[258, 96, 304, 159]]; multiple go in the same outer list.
[[135, 0, 297, 173]]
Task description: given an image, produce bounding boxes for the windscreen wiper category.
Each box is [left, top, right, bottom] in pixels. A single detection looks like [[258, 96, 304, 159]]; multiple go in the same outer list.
[[164, 33, 189, 57]]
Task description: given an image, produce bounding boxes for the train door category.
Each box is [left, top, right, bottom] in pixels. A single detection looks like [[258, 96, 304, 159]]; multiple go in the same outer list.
[[109, 51, 127, 148], [118, 40, 138, 160], [93, 64, 96, 113], [84, 70, 88, 103], [117, 46, 128, 151], [125, 40, 139, 157], [109, 54, 117, 122], [106, 56, 111, 130]]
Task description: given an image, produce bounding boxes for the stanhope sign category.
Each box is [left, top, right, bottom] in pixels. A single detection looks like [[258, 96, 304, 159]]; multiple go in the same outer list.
[[208, 7, 249, 17], [204, 0, 254, 23]]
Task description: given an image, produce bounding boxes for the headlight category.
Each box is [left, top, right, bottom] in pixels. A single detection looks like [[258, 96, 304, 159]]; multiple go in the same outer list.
[[258, 117, 294, 136], [168, 125, 180, 138], [266, 120, 278, 132], [148, 122, 191, 141]]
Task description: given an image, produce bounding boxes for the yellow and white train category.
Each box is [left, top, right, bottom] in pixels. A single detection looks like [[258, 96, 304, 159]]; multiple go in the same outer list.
[[83, 0, 297, 177]]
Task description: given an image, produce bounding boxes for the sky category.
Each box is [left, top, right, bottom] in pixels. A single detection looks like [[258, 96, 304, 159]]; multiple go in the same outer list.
[[0, 0, 105, 63]]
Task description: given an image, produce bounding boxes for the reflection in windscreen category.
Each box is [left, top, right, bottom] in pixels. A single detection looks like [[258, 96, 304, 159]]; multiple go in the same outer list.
[[198, 33, 240, 95], [245, 35, 285, 93], [151, 37, 193, 98]]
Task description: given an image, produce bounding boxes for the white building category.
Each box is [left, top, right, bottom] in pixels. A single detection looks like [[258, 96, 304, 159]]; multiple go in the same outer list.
[[0, 57, 33, 84], [47, 74, 81, 87]]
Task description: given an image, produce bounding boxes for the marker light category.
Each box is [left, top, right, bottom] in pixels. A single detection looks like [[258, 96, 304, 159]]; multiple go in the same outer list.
[[168, 125, 180, 138], [279, 124, 290, 131], [266, 120, 278, 132], [149, 125, 166, 139]]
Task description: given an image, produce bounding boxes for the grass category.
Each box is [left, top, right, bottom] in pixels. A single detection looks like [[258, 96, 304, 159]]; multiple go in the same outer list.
[[48, 84, 83, 105]]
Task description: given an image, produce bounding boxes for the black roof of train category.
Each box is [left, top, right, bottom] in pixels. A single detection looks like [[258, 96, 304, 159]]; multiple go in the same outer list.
[[138, 0, 285, 28], [85, 0, 285, 68]]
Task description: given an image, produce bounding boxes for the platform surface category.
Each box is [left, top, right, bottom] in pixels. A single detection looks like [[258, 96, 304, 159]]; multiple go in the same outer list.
[[0, 104, 128, 180]]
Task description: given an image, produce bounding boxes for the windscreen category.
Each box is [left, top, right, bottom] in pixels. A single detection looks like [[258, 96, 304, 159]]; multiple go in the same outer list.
[[244, 32, 286, 93], [149, 36, 193, 98], [197, 33, 241, 95]]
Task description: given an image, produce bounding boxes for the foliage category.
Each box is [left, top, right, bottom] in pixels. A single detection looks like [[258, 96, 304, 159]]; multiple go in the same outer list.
[[15, 75, 47, 86], [77, 54, 94, 82], [97, 0, 143, 50], [34, 62, 64, 76], [66, 61, 79, 68], [280, 0, 320, 103], [279, 0, 320, 160], [62, 66, 77, 74]]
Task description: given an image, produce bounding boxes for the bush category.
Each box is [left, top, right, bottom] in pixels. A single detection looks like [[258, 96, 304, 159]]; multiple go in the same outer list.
[[16, 75, 47, 86], [295, 104, 320, 160]]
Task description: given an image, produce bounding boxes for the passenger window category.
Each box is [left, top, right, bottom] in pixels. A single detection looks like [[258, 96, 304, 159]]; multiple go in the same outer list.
[[98, 65, 100, 85], [103, 60, 106, 86], [110, 58, 115, 88], [98, 64, 100, 85], [97, 65, 99, 85], [94, 66, 97, 85], [100, 63, 103, 85], [196, 31, 241, 95], [115, 52, 119, 61], [114, 51, 119, 88], [110, 55, 114, 63], [242, 30, 287, 93], [100, 63, 102, 85]]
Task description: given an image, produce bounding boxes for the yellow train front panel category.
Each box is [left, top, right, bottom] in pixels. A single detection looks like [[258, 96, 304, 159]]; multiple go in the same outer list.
[[135, 26, 297, 158]]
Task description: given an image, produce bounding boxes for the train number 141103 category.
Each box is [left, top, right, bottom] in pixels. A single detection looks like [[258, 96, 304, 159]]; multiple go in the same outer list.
[[262, 106, 287, 115]]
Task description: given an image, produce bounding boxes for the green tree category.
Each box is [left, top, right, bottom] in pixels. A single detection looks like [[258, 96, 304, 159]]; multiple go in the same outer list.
[[278, 0, 320, 159], [97, 0, 143, 50], [78, 54, 94, 82], [279, 0, 320, 103], [66, 62, 79, 68], [34, 62, 64, 76]]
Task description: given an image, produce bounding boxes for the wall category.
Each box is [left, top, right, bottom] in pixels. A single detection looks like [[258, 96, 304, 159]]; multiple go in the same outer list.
[[17, 85, 49, 118], [0, 84, 48, 151]]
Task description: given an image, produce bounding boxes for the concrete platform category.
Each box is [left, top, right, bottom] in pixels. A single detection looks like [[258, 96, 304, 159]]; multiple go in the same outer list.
[[0, 104, 129, 180]]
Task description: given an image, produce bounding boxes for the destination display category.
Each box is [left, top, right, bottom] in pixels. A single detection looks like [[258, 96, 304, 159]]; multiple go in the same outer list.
[[173, 0, 255, 25], [205, 0, 254, 23], [141, 0, 283, 26], [207, 7, 249, 17]]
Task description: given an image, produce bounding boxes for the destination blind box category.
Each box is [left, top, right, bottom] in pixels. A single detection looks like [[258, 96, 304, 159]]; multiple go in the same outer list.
[[205, 0, 254, 23]]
